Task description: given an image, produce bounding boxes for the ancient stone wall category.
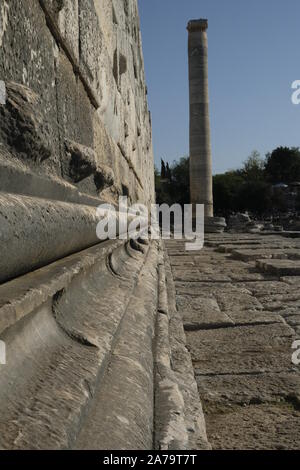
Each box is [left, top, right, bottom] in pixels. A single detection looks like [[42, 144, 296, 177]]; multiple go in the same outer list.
[[0, 0, 154, 206], [0, 4, 215, 450], [0, 0, 155, 283]]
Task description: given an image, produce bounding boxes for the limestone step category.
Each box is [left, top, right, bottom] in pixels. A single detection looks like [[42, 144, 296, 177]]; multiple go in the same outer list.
[[256, 259, 300, 277], [232, 248, 300, 262]]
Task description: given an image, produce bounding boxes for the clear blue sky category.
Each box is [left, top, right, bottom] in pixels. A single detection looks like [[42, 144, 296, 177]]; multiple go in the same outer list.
[[138, 0, 300, 174]]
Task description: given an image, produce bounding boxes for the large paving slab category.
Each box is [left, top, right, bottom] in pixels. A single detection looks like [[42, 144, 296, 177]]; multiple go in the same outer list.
[[196, 372, 300, 406], [189, 323, 294, 375], [165, 233, 300, 450], [232, 248, 300, 261], [204, 403, 300, 450], [177, 295, 234, 330], [257, 259, 300, 276]]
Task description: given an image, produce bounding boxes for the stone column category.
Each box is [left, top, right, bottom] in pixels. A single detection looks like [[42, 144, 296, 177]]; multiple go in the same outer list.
[[187, 19, 213, 218], [187, 19, 226, 233]]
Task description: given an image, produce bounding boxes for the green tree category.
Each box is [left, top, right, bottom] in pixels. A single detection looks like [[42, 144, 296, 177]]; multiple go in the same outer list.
[[237, 181, 273, 215], [168, 156, 190, 206], [241, 150, 265, 181], [271, 187, 289, 213], [155, 157, 190, 206], [213, 171, 244, 215], [155, 166, 172, 205], [265, 147, 300, 183], [155, 147, 300, 217]]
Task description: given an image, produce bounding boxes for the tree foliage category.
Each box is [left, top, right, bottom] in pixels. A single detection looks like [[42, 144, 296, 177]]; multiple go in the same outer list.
[[155, 147, 300, 216], [265, 147, 300, 183], [213, 172, 244, 214], [155, 157, 189, 206], [241, 151, 265, 181]]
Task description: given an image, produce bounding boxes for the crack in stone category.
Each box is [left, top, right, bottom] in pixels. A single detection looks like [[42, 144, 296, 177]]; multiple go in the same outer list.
[[194, 369, 297, 378], [184, 320, 283, 332]]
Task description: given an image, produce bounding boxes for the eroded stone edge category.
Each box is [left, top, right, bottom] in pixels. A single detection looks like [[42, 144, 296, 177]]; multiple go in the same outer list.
[[74, 241, 159, 450], [154, 241, 211, 450]]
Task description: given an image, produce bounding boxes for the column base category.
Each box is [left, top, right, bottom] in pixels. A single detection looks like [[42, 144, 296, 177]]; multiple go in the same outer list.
[[204, 216, 227, 233]]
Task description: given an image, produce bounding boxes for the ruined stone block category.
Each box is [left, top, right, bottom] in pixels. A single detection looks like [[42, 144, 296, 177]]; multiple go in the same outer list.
[[0, 81, 51, 162], [0, 0, 60, 169], [40, 0, 79, 60], [65, 139, 115, 192], [79, 0, 103, 100]]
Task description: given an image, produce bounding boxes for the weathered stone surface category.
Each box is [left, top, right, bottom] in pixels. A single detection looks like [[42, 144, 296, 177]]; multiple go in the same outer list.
[[283, 315, 300, 327], [0, 0, 61, 172], [4, 0, 300, 452], [189, 323, 294, 375], [0, 0, 155, 206], [78, 0, 102, 95], [154, 260, 190, 450], [0, 230, 210, 451], [0, 192, 102, 283], [0, 0, 155, 283], [0, 239, 153, 449], [213, 291, 263, 312], [169, 255, 195, 266], [188, 19, 213, 219], [197, 372, 300, 406], [177, 295, 233, 330], [173, 268, 231, 283], [204, 403, 300, 450], [75, 243, 158, 450], [0, 0, 200, 453], [65, 139, 115, 192], [282, 276, 300, 285], [240, 280, 296, 296], [162, 249, 211, 450], [221, 308, 283, 326], [0, 81, 52, 162], [183, 310, 234, 330], [175, 281, 250, 296], [0, 146, 105, 207], [41, 0, 80, 60], [0, 239, 121, 335], [232, 248, 300, 262]]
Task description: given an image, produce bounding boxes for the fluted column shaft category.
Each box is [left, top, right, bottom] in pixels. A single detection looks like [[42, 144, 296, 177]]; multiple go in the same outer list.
[[187, 19, 213, 218]]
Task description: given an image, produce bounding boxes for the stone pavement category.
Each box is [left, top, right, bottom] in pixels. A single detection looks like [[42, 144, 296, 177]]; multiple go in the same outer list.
[[165, 233, 300, 450]]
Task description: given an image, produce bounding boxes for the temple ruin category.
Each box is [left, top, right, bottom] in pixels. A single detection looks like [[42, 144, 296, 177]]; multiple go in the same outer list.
[[0, 1, 210, 450], [1, 2, 300, 452]]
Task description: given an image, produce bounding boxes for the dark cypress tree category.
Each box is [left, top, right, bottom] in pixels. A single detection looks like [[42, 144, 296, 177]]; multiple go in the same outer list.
[[161, 159, 166, 179]]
